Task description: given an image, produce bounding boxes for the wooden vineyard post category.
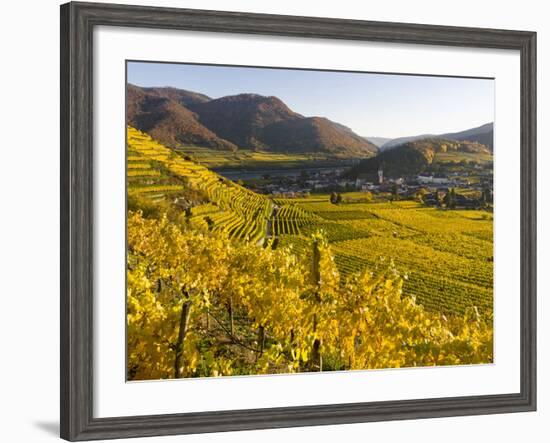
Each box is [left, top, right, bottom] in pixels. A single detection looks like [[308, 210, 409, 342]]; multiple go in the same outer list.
[[311, 237, 322, 372]]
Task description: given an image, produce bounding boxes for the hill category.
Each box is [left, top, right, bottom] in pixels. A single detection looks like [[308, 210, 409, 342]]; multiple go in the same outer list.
[[128, 84, 377, 158], [440, 122, 494, 150], [140, 86, 211, 106], [380, 122, 493, 151], [187, 93, 300, 149], [261, 117, 378, 156], [346, 138, 491, 178], [379, 132, 436, 151], [127, 84, 237, 151]]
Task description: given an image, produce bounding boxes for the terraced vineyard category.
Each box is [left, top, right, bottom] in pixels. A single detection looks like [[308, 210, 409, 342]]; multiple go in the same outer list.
[[127, 137, 186, 203], [288, 199, 493, 315], [270, 202, 320, 236], [173, 146, 341, 169], [127, 127, 272, 244], [128, 127, 493, 317]]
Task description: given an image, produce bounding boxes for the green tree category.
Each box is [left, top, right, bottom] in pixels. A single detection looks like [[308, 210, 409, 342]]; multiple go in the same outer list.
[[450, 188, 457, 209], [481, 187, 492, 206], [443, 189, 456, 209], [416, 188, 428, 204]]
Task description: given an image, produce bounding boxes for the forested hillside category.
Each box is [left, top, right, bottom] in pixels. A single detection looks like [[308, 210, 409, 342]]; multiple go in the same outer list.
[[346, 138, 492, 177], [128, 84, 378, 157]]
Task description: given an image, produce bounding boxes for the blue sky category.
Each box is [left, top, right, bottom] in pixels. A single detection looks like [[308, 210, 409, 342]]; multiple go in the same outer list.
[[127, 61, 494, 139]]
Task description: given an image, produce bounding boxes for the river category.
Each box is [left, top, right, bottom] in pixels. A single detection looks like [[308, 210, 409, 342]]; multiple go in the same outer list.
[[213, 165, 349, 181]]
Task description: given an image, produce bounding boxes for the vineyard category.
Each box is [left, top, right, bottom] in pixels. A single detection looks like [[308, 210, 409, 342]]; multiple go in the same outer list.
[[128, 212, 493, 380], [270, 202, 320, 236], [173, 146, 333, 169], [127, 127, 368, 245], [127, 127, 493, 317], [126, 127, 494, 380], [292, 200, 493, 315], [128, 127, 272, 244], [270, 198, 493, 315]]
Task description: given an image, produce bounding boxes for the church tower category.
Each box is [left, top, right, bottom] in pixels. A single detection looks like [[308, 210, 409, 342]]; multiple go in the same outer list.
[[377, 166, 383, 184]]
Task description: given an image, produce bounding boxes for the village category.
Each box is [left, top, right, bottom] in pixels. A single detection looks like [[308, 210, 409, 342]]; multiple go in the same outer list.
[[243, 163, 493, 209]]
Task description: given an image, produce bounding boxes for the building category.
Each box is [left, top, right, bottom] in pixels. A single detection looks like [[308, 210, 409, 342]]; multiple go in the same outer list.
[[417, 175, 449, 185]]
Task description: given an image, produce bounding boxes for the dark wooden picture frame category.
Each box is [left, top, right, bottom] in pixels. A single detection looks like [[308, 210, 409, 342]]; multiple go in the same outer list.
[[60, 2, 537, 440]]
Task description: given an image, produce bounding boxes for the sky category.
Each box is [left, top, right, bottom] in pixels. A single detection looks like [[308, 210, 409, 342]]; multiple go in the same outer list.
[[127, 61, 494, 139]]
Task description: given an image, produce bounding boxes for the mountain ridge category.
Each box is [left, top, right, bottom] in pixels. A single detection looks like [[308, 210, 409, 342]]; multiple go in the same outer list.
[[127, 84, 378, 158], [127, 84, 237, 151], [380, 122, 494, 151]]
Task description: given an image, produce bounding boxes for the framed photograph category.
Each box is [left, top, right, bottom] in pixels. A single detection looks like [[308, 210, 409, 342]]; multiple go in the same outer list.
[[60, 1, 536, 440]]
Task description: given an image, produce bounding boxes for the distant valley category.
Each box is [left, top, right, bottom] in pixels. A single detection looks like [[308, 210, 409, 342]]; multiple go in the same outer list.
[[125, 65, 496, 381], [364, 137, 393, 148], [127, 83, 493, 182]]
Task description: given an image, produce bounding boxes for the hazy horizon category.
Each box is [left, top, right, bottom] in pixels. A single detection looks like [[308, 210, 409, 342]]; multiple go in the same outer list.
[[128, 61, 494, 140]]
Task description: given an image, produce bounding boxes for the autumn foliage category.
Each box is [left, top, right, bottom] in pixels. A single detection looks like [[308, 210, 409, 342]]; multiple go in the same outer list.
[[127, 211, 492, 380]]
